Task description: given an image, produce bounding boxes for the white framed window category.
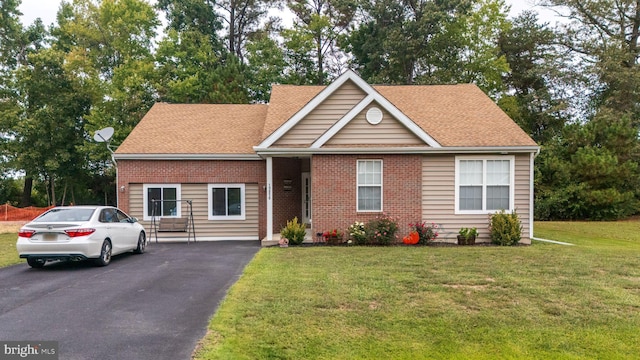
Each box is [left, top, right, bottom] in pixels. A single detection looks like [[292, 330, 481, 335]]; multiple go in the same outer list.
[[208, 184, 245, 220], [143, 184, 181, 221], [455, 156, 514, 214], [357, 159, 383, 212]]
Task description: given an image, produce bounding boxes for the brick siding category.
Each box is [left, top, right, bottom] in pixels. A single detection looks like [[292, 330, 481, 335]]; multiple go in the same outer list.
[[118, 155, 422, 241], [272, 158, 303, 233], [311, 154, 422, 241]]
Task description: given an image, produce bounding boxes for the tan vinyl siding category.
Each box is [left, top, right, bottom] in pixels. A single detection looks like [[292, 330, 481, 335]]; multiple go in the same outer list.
[[129, 184, 144, 220], [421, 154, 531, 243], [129, 183, 259, 240], [273, 80, 366, 147], [325, 104, 426, 146], [421, 155, 459, 241], [513, 154, 531, 240]]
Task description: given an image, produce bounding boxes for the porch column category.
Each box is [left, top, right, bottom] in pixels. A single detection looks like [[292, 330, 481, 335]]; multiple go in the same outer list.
[[266, 156, 273, 241]]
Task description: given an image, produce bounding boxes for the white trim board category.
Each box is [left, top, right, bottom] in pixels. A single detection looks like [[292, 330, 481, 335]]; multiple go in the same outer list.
[[254, 146, 540, 156]]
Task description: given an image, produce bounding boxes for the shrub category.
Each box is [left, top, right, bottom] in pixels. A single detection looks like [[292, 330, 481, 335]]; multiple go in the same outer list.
[[364, 214, 399, 245], [280, 217, 306, 245], [535, 184, 638, 221], [409, 221, 439, 245], [489, 210, 522, 246], [347, 221, 366, 245]]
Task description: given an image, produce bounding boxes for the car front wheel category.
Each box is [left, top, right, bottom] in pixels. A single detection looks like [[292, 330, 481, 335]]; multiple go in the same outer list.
[[133, 232, 146, 254], [94, 240, 112, 267], [27, 257, 46, 269]]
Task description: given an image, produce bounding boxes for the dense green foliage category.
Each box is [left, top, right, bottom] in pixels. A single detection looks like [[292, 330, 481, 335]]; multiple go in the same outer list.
[[528, 1, 640, 220], [0, 0, 638, 219]]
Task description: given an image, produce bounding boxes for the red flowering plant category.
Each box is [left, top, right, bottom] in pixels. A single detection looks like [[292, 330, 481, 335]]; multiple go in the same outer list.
[[322, 229, 344, 245], [408, 221, 439, 245]]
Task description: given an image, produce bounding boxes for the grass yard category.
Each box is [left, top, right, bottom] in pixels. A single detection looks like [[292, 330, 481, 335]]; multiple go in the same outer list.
[[194, 221, 640, 359], [0, 232, 22, 267]]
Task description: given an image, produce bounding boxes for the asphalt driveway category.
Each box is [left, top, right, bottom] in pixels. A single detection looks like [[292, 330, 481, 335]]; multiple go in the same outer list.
[[0, 241, 260, 360]]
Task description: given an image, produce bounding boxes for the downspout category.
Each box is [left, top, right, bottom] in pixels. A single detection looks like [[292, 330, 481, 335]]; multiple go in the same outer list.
[[530, 148, 541, 240]]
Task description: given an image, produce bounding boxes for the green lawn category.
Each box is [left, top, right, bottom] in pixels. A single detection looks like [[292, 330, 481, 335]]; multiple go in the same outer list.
[[0, 232, 22, 268], [194, 221, 640, 359]]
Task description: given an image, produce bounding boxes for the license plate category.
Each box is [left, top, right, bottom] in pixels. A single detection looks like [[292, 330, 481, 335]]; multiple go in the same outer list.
[[42, 233, 57, 241]]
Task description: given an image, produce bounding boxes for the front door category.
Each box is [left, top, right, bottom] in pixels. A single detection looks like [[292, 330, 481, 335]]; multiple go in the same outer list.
[[301, 172, 311, 225]]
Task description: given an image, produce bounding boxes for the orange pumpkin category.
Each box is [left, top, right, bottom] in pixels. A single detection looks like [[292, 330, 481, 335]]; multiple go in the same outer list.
[[403, 231, 419, 245]]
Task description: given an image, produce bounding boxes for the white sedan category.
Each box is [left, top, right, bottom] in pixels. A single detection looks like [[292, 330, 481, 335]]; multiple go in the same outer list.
[[16, 206, 147, 268]]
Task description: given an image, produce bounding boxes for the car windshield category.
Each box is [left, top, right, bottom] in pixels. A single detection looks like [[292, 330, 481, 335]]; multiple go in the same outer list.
[[33, 208, 96, 222]]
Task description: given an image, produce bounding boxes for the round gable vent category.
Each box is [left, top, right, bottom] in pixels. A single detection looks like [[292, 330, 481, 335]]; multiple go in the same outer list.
[[366, 107, 383, 125]]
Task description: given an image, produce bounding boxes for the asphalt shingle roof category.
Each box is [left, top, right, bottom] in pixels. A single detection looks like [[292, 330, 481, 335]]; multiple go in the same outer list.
[[376, 84, 536, 147], [116, 82, 536, 155], [116, 103, 268, 154]]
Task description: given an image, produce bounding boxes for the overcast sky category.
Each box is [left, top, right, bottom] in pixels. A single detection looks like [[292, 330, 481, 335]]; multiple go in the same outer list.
[[19, 0, 564, 29]]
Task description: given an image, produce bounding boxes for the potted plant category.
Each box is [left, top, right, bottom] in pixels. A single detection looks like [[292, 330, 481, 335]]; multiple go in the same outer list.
[[457, 227, 478, 245], [323, 229, 344, 245]]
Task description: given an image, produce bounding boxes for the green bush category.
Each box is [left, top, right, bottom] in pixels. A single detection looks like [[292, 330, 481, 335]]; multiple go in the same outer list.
[[489, 210, 522, 246], [280, 217, 306, 245], [347, 221, 366, 245], [535, 184, 638, 221], [364, 214, 399, 246]]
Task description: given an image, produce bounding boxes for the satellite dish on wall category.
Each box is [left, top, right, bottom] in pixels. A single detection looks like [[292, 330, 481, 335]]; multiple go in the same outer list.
[[94, 127, 114, 143]]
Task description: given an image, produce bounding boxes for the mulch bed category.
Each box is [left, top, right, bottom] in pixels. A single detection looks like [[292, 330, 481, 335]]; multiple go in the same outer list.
[[284, 241, 528, 248]]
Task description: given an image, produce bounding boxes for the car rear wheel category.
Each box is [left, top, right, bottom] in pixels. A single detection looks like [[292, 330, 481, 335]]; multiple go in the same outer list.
[[27, 258, 46, 269], [133, 232, 146, 254], [94, 240, 112, 266]]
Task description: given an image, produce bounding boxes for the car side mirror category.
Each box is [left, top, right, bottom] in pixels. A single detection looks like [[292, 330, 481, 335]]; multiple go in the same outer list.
[[130, 217, 139, 223]]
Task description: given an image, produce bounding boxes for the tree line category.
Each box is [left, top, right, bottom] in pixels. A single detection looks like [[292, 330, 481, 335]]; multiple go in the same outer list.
[[0, 0, 638, 220]]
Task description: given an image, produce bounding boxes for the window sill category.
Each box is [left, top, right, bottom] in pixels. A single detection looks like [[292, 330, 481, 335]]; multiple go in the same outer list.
[[455, 209, 513, 215], [208, 216, 246, 221], [143, 215, 182, 221]]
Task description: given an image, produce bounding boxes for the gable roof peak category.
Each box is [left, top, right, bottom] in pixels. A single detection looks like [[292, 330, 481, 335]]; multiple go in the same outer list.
[[257, 70, 441, 149]]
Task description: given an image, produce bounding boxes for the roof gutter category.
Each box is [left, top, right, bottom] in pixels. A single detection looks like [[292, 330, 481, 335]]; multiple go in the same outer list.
[[252, 146, 541, 157], [114, 146, 541, 160], [113, 153, 263, 161]]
